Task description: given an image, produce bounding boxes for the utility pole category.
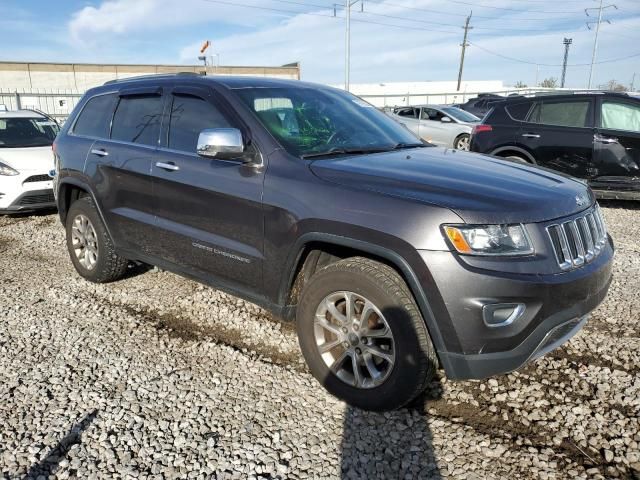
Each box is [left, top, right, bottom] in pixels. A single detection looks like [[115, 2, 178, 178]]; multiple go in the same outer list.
[[630, 73, 636, 92], [561, 38, 572, 88], [586, 1, 617, 89], [339, 0, 362, 92], [457, 11, 473, 91]]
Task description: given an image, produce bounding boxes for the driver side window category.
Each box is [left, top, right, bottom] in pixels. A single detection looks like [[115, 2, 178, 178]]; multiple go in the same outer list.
[[168, 93, 232, 152]]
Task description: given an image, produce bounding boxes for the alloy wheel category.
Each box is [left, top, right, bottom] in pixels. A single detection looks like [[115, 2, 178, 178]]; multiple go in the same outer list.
[[71, 214, 99, 270], [314, 291, 395, 389]]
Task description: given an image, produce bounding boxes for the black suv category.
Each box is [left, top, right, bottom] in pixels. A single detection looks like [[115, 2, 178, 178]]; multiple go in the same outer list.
[[53, 75, 613, 410], [455, 93, 504, 118], [470, 92, 640, 200]]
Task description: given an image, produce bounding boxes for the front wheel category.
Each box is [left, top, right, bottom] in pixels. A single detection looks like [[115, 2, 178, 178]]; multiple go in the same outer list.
[[296, 257, 438, 411], [454, 134, 470, 151]]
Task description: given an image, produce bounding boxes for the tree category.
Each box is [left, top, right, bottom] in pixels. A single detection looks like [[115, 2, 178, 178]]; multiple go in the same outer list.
[[539, 77, 558, 88], [514, 81, 528, 88], [604, 79, 628, 92]]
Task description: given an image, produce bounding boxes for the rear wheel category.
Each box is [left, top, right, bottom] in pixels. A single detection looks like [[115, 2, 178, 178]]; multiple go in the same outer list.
[[504, 154, 531, 164], [454, 133, 471, 151], [65, 197, 128, 283], [296, 257, 438, 411]]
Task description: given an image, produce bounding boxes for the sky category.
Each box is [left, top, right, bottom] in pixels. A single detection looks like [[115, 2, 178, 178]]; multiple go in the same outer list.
[[1, 0, 639, 89]]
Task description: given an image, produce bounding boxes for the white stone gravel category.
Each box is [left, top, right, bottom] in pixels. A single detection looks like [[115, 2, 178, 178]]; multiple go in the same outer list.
[[0, 202, 639, 479]]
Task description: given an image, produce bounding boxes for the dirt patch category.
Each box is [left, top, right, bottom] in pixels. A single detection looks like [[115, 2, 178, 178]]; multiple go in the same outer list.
[[101, 300, 306, 372]]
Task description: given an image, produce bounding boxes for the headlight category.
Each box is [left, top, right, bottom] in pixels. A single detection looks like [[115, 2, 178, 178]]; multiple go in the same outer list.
[[0, 161, 19, 176], [443, 224, 533, 256]]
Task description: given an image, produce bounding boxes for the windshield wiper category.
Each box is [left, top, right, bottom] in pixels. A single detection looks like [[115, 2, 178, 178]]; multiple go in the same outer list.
[[389, 142, 429, 150], [301, 147, 390, 159]]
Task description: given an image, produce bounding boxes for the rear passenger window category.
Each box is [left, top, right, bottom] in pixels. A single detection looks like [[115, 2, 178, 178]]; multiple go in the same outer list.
[[529, 101, 591, 128], [111, 95, 163, 146], [168, 95, 232, 152], [506, 102, 532, 121], [73, 94, 117, 138]]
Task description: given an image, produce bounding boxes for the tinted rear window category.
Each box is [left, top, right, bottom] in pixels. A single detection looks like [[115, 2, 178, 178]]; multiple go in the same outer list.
[[168, 94, 232, 152], [73, 94, 117, 138], [530, 100, 591, 128], [506, 102, 533, 121], [111, 95, 163, 146]]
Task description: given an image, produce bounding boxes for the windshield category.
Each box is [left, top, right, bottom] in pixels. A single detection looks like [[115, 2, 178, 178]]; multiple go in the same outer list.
[[0, 117, 59, 148], [441, 107, 480, 123], [234, 86, 425, 157]]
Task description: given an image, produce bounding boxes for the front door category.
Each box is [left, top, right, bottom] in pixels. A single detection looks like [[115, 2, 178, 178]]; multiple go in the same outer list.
[[517, 97, 596, 178], [151, 85, 265, 292], [591, 97, 640, 191]]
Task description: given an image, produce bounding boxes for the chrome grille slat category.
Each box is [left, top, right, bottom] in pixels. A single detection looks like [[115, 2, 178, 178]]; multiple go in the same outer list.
[[546, 205, 607, 271]]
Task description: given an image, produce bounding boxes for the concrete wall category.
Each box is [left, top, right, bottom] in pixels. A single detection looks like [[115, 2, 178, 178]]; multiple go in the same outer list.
[[0, 61, 301, 92]]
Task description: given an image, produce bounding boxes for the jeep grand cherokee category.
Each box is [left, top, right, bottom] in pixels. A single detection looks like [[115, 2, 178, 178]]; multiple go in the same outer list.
[[53, 75, 614, 411]]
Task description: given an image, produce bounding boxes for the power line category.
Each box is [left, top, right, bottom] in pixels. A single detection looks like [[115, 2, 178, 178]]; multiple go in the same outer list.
[[469, 41, 640, 67], [441, 0, 592, 14], [199, 0, 461, 34]]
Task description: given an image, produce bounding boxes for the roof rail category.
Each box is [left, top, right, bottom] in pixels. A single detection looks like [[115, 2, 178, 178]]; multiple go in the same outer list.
[[103, 71, 203, 86]]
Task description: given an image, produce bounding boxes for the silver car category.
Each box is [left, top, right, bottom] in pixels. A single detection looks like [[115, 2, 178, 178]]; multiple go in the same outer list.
[[389, 105, 480, 150]]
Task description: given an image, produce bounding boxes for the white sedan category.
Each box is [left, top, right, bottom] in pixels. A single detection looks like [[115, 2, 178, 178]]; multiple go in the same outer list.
[[389, 105, 480, 150], [0, 109, 59, 214]]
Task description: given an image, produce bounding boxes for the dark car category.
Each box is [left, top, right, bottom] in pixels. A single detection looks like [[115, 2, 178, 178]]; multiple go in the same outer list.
[[53, 74, 613, 411], [470, 92, 640, 200], [456, 94, 504, 118]]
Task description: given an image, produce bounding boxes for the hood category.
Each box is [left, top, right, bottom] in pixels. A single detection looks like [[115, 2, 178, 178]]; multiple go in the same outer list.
[[309, 147, 594, 224], [0, 146, 55, 173]]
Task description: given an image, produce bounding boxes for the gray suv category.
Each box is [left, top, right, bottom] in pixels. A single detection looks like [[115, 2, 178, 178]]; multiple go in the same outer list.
[[53, 74, 614, 411]]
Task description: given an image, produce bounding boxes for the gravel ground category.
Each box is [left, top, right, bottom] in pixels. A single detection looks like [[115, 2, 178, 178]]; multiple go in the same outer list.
[[0, 202, 639, 480]]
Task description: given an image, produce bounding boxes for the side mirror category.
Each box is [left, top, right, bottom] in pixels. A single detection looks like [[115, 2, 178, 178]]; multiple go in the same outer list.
[[441, 117, 452, 123], [197, 128, 244, 159]]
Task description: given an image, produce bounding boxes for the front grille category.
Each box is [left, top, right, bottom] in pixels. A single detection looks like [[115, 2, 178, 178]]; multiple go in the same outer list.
[[546, 205, 607, 271], [23, 174, 51, 183], [18, 191, 55, 206]]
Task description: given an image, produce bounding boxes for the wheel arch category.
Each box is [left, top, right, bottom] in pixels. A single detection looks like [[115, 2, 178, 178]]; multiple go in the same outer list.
[[57, 178, 115, 243], [490, 145, 536, 164], [280, 233, 450, 367]]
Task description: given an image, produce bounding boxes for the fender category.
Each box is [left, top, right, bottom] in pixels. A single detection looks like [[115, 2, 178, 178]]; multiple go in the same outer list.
[[57, 175, 116, 245], [280, 232, 454, 373], [490, 145, 537, 164]]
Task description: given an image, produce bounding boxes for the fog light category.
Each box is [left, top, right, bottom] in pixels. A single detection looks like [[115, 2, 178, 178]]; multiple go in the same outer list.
[[482, 303, 525, 328]]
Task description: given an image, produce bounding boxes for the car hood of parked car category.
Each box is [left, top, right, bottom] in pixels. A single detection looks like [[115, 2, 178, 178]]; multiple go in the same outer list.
[[309, 147, 595, 224], [0, 146, 54, 173]]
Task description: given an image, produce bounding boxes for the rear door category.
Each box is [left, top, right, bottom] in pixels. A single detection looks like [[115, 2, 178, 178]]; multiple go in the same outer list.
[[517, 97, 595, 178], [150, 84, 264, 291], [592, 97, 640, 189], [89, 86, 164, 253]]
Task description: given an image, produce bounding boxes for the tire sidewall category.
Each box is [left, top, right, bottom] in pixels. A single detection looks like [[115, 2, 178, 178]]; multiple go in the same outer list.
[[65, 197, 111, 282], [297, 267, 429, 411]]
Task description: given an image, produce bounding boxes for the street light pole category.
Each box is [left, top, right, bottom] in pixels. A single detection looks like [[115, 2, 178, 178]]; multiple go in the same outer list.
[[342, 0, 361, 92], [561, 38, 572, 88]]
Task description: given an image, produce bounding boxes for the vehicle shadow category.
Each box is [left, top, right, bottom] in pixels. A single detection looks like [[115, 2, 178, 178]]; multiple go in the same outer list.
[[23, 409, 98, 479], [336, 304, 443, 479]]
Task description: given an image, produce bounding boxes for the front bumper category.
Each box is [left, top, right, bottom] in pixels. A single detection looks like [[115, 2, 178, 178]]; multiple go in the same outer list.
[[0, 188, 56, 214], [419, 235, 614, 380]]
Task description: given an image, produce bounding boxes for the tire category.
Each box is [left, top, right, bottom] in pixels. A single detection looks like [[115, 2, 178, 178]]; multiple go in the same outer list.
[[454, 133, 471, 151], [504, 154, 531, 165], [65, 196, 128, 283], [296, 257, 438, 411]]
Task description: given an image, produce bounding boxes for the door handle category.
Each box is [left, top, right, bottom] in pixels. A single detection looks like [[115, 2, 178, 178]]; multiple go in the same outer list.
[[594, 134, 618, 145], [155, 161, 180, 172], [521, 133, 541, 139], [90, 148, 109, 157]]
